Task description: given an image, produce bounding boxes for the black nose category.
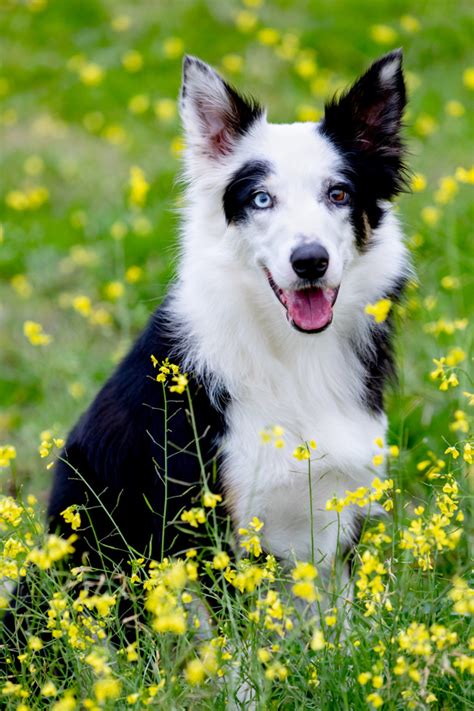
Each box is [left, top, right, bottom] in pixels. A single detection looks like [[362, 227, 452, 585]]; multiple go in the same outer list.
[[290, 243, 329, 280]]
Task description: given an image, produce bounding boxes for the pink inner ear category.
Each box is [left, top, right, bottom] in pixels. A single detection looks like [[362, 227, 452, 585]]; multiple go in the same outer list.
[[211, 128, 234, 155]]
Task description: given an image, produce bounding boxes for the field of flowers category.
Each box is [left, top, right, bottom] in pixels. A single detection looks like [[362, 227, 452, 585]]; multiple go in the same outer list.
[[0, 0, 473, 708]]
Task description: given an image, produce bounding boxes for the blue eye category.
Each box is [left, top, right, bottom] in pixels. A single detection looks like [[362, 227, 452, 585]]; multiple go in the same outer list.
[[252, 191, 273, 209]]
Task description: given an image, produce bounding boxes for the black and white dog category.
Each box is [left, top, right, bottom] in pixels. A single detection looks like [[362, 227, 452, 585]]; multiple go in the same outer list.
[[47, 51, 409, 589]]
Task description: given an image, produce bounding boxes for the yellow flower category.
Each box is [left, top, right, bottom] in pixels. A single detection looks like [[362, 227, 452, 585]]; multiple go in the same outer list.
[[257, 28, 280, 46], [366, 692, 383, 708], [28, 636, 43, 651], [27, 534, 77, 569], [257, 647, 271, 663], [410, 173, 426, 192], [294, 49, 318, 79], [235, 10, 258, 33], [122, 50, 143, 72], [310, 629, 325, 651], [125, 266, 143, 284], [0, 445, 16, 468], [41, 681, 58, 697], [111, 14, 131, 32], [463, 443, 473, 464], [414, 113, 437, 137], [79, 63, 104, 86], [370, 24, 398, 44], [212, 551, 230, 570], [249, 516, 264, 532], [203, 491, 222, 508], [180, 508, 206, 528], [104, 281, 124, 301], [93, 677, 121, 703], [264, 661, 288, 681], [61, 505, 81, 531], [463, 67, 474, 90], [444, 446, 459, 459], [372, 454, 384, 467], [128, 94, 150, 115], [292, 580, 318, 602], [445, 100, 465, 117], [154, 98, 176, 122], [292, 561, 317, 580], [221, 54, 243, 74], [184, 658, 206, 685], [11, 274, 33, 298], [421, 206, 441, 226], [400, 15, 420, 33], [296, 105, 323, 122], [435, 176, 458, 205], [169, 373, 188, 393], [364, 299, 392, 323], [163, 37, 184, 59], [23, 320, 52, 346], [129, 165, 149, 208], [358, 672, 372, 685]]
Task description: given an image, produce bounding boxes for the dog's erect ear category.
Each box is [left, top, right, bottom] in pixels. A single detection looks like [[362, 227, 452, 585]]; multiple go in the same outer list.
[[180, 55, 264, 159], [321, 50, 406, 196]]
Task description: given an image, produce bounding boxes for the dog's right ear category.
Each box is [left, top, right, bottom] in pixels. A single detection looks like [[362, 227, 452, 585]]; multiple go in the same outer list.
[[179, 55, 264, 160]]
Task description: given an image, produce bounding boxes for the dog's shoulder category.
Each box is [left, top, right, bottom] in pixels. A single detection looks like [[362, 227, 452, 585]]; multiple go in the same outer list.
[[47, 297, 228, 557]]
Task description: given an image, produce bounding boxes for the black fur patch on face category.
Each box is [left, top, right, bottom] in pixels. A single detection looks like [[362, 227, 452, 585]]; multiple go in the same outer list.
[[320, 50, 408, 248], [223, 160, 272, 224], [354, 275, 408, 414]]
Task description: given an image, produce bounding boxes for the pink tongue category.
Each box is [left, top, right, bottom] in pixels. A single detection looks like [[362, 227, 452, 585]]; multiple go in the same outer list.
[[285, 288, 333, 332]]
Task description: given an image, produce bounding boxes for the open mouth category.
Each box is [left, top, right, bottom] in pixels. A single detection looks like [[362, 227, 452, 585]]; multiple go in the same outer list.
[[265, 269, 339, 334]]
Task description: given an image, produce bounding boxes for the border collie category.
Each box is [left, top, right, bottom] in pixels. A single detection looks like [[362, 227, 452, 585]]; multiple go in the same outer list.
[[36, 52, 410, 601]]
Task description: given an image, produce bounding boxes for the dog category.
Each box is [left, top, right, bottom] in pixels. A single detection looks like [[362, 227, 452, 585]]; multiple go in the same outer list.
[[9, 51, 410, 630]]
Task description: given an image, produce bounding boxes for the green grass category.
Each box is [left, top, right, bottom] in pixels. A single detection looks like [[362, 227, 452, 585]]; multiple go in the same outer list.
[[0, 0, 473, 708]]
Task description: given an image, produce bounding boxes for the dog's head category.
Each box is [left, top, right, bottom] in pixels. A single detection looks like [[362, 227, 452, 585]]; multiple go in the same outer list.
[[179, 52, 406, 334]]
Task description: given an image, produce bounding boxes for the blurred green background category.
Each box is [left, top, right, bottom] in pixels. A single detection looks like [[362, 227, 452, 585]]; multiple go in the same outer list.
[[0, 0, 472, 504]]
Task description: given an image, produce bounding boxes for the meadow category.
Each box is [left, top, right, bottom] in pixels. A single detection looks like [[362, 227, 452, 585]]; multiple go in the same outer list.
[[0, 0, 473, 708]]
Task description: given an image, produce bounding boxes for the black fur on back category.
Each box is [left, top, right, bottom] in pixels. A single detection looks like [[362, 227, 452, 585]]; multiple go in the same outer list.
[[47, 300, 229, 569]]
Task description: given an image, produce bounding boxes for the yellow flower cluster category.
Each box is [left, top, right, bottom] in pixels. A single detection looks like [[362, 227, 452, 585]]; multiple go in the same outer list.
[[144, 558, 197, 635], [291, 560, 319, 603], [292, 439, 317, 461], [260, 424, 285, 448], [5, 185, 49, 211], [449, 576, 474, 615], [151, 356, 189, 394], [27, 533, 77, 569], [239, 516, 264, 557], [38, 431, 64, 470], [430, 356, 460, 390], [60, 504, 81, 531], [400, 475, 462, 570], [23, 319, 52, 346], [180, 507, 206, 528], [129, 165, 149, 208], [0, 444, 16, 468], [326, 477, 394, 514]]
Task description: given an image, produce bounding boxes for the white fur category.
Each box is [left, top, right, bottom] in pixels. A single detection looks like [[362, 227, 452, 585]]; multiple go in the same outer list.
[[171, 59, 409, 575]]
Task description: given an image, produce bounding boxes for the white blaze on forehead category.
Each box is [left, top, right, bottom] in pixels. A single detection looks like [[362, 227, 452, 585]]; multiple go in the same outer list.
[[237, 120, 343, 183]]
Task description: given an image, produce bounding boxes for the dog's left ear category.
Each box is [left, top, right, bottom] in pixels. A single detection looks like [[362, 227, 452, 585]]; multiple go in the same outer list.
[[180, 55, 264, 159], [321, 49, 406, 196]]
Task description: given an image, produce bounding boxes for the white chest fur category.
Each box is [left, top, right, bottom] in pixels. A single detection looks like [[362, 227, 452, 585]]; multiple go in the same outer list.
[[220, 343, 386, 569]]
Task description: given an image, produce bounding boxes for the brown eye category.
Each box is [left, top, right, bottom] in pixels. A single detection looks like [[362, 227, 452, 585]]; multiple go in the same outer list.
[[329, 187, 350, 205]]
